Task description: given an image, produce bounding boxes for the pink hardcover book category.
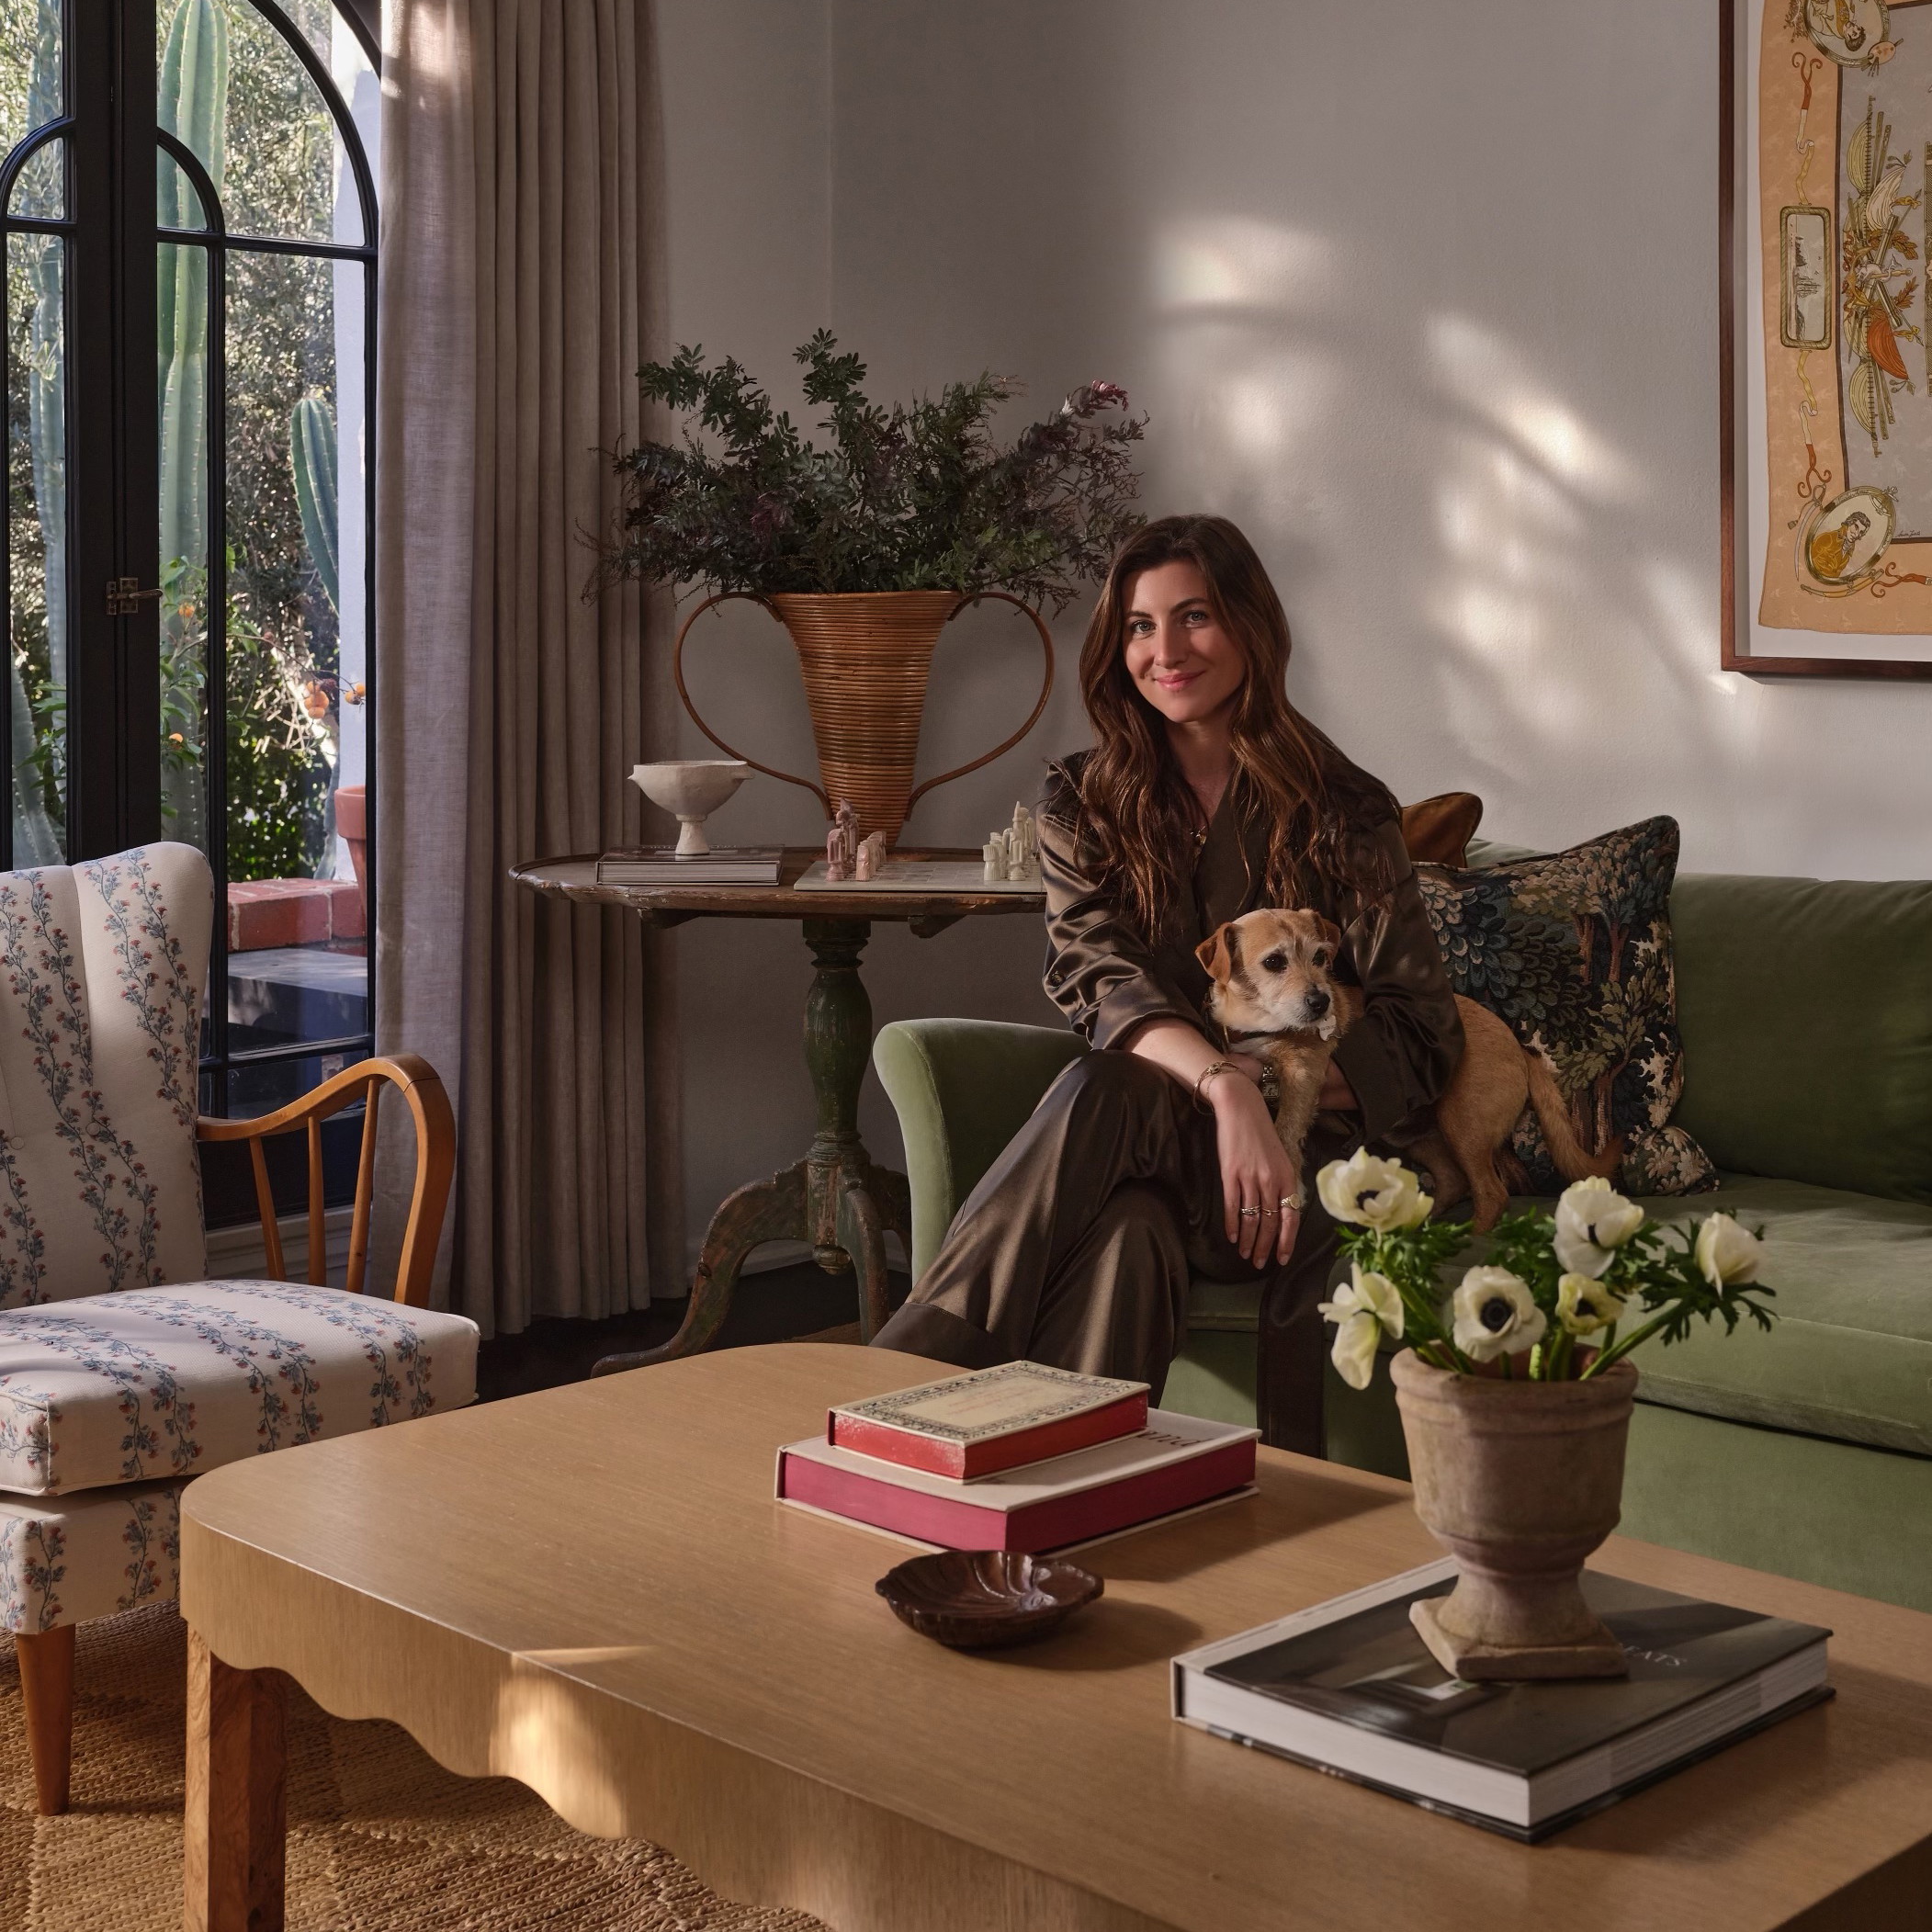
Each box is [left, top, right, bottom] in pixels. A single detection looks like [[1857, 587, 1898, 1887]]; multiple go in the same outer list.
[[776, 1409, 1260, 1554], [828, 1361, 1149, 1480]]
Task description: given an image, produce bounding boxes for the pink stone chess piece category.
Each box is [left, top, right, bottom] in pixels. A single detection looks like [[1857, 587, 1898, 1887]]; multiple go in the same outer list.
[[824, 801, 860, 882], [854, 831, 886, 881]]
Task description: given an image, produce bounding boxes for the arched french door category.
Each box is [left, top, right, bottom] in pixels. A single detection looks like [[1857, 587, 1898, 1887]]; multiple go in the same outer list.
[[1, 0, 378, 1129]]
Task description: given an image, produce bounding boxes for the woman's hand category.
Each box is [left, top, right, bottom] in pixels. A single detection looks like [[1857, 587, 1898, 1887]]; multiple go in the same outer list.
[[1206, 1070, 1302, 1268]]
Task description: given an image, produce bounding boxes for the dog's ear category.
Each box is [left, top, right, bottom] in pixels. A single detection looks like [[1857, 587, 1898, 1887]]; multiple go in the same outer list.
[[1195, 923, 1236, 982], [1309, 915, 1344, 954]]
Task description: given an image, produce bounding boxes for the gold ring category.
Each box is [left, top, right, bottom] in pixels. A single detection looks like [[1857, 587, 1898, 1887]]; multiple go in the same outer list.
[[1260, 1203, 1278, 1216], [1238, 1205, 1261, 1219], [1279, 1194, 1300, 1212]]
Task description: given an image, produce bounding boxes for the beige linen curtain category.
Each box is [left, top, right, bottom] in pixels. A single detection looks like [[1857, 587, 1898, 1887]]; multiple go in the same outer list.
[[373, 0, 680, 1334]]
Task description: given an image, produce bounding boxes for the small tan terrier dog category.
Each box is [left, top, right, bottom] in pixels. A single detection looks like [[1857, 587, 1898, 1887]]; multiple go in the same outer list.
[[1196, 909, 1618, 1229]]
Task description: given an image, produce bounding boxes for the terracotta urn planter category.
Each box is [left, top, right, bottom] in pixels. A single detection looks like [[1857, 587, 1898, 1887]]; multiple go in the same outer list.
[[334, 784, 367, 912], [672, 589, 1055, 848], [1390, 1348, 1639, 1681]]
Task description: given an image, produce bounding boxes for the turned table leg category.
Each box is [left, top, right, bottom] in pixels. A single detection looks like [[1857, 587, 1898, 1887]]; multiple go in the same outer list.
[[596, 918, 911, 1373], [185, 1628, 287, 1932]]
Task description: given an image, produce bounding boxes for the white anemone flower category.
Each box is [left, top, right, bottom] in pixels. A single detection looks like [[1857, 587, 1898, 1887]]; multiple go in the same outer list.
[[1328, 1311, 1382, 1392], [1451, 1266, 1548, 1363], [1316, 1150, 1433, 1231], [1553, 1175, 1645, 1279], [1695, 1214, 1764, 1288], [1318, 1262, 1405, 1339], [1556, 1271, 1627, 1336]]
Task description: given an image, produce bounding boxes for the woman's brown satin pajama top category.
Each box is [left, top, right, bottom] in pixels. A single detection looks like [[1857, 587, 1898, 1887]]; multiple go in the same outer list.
[[869, 759, 1464, 1454]]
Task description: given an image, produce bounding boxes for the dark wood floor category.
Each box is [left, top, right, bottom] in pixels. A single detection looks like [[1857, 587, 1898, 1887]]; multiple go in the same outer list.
[[475, 1259, 910, 1401]]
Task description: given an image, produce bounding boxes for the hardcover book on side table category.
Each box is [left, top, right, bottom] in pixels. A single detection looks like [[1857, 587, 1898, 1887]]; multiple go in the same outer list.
[[595, 846, 785, 886], [1171, 1559, 1832, 1841]]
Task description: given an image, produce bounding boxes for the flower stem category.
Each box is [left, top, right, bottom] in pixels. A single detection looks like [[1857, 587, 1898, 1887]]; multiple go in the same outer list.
[[1581, 1309, 1673, 1377]]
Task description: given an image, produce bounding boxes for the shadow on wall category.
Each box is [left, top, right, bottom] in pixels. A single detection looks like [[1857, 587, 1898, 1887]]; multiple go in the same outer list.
[[1146, 212, 1768, 862]]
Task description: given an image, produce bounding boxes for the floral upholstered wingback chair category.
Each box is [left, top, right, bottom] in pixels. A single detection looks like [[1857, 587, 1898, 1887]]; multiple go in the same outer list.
[[0, 843, 471, 1813]]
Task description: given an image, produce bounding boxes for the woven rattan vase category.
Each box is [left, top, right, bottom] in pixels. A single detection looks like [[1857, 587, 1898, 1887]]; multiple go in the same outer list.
[[673, 588, 1054, 847]]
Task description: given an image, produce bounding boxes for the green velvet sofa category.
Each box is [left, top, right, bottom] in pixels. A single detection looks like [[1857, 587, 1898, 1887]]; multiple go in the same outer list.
[[873, 853, 1932, 1612]]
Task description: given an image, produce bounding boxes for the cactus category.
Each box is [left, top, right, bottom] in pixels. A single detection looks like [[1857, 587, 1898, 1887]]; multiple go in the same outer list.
[[14, 0, 67, 863], [289, 395, 338, 613], [156, 0, 227, 574]]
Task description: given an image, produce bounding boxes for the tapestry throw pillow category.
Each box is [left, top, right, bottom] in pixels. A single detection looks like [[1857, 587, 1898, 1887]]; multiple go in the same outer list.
[[1415, 816, 1717, 1198], [1399, 791, 1485, 869]]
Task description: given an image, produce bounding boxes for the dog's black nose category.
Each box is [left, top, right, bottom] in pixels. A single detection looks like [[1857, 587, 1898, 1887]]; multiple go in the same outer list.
[[1305, 989, 1331, 1016]]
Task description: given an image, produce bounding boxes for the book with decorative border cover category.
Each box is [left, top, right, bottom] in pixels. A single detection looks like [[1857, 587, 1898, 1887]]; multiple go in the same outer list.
[[1171, 1560, 1832, 1840], [779, 1408, 1257, 1552], [829, 1361, 1150, 1480]]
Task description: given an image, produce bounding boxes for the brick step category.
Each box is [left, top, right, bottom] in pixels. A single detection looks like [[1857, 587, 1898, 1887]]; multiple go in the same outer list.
[[228, 877, 367, 952]]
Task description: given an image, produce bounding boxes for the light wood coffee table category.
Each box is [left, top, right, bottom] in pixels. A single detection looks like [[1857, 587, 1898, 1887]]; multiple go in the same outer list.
[[180, 1345, 1932, 1932]]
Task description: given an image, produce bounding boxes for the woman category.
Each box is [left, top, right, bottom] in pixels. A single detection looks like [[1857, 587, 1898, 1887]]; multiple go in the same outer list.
[[870, 516, 1463, 1452]]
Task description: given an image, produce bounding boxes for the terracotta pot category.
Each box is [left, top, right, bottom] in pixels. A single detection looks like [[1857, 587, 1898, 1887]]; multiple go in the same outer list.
[[334, 784, 367, 910], [672, 589, 1054, 847], [1390, 1348, 1638, 1680]]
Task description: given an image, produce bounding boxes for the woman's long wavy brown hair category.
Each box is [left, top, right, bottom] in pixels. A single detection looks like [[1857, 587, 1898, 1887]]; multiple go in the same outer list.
[[1071, 514, 1395, 938]]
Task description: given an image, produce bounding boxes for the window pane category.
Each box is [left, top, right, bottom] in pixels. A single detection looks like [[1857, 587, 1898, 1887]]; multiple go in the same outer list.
[[225, 245, 367, 1058], [6, 227, 66, 863], [8, 132, 62, 219], [0, 0, 62, 164], [226, 1048, 365, 1120], [158, 0, 363, 245], [157, 144, 210, 232]]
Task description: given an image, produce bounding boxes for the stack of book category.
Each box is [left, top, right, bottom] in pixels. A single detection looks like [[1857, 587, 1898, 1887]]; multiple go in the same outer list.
[[1171, 1559, 1833, 1838], [595, 846, 784, 886], [774, 1361, 1260, 1554]]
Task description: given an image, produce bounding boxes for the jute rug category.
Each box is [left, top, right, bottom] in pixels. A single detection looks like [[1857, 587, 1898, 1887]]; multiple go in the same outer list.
[[0, 1608, 827, 1931]]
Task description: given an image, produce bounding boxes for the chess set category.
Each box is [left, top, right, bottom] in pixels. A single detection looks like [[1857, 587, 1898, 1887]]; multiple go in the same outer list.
[[794, 803, 1046, 895]]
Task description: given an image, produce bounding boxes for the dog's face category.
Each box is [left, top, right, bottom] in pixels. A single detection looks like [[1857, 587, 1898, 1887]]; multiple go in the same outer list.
[[1196, 910, 1346, 1038]]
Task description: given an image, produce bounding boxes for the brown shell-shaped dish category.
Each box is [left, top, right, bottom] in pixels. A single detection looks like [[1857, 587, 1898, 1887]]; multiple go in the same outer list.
[[875, 1550, 1103, 1649]]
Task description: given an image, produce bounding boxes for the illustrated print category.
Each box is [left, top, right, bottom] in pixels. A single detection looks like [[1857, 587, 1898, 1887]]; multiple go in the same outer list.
[[1802, 483, 1896, 579], [1839, 99, 1921, 454], [1756, 3, 1932, 630], [1801, 0, 1899, 66]]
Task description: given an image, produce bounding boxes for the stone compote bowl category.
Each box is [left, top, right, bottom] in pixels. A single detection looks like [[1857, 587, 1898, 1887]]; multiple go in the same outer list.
[[630, 761, 751, 855]]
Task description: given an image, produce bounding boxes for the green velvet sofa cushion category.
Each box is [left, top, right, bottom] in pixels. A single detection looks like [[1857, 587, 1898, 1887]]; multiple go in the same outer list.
[[1670, 875, 1932, 1205], [1183, 1172, 1932, 1456]]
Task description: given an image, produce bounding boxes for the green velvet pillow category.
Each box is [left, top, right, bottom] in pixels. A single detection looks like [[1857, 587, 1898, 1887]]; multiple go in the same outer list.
[[1416, 817, 1717, 1197], [1671, 874, 1932, 1204]]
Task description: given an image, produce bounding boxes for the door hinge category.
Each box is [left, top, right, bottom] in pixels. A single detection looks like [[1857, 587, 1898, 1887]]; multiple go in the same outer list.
[[105, 576, 164, 616]]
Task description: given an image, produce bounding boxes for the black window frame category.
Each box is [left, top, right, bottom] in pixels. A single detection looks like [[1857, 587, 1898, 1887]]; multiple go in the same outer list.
[[1, 0, 381, 1141]]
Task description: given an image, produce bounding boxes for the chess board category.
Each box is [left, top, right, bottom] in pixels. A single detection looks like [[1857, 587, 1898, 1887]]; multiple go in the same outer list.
[[792, 860, 1042, 895]]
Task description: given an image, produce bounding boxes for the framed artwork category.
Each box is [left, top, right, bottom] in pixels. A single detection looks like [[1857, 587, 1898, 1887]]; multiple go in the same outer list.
[[1723, 0, 1932, 676]]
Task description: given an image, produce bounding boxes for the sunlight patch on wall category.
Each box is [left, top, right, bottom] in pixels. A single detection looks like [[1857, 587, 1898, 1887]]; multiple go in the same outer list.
[[1153, 217, 1332, 312], [1428, 316, 1633, 503], [1149, 217, 1339, 525]]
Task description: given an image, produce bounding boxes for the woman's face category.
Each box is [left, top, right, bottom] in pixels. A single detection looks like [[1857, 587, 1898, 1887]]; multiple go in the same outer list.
[[1120, 560, 1247, 728]]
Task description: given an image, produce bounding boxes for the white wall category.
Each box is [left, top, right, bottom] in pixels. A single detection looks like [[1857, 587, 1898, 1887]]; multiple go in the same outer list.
[[653, 0, 1932, 1283]]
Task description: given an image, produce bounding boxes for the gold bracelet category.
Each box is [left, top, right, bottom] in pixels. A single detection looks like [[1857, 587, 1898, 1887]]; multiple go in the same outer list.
[[1192, 1058, 1238, 1112]]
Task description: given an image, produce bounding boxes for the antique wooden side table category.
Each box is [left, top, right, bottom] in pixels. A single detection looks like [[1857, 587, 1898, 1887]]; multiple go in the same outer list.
[[510, 850, 1043, 1371]]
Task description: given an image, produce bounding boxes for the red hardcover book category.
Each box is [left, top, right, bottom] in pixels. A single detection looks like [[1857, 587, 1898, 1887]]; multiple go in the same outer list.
[[778, 1410, 1259, 1554], [827, 1361, 1150, 1480]]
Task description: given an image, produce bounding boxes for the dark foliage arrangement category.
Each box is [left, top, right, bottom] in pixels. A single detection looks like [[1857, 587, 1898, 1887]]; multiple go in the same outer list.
[[595, 332, 1147, 612]]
